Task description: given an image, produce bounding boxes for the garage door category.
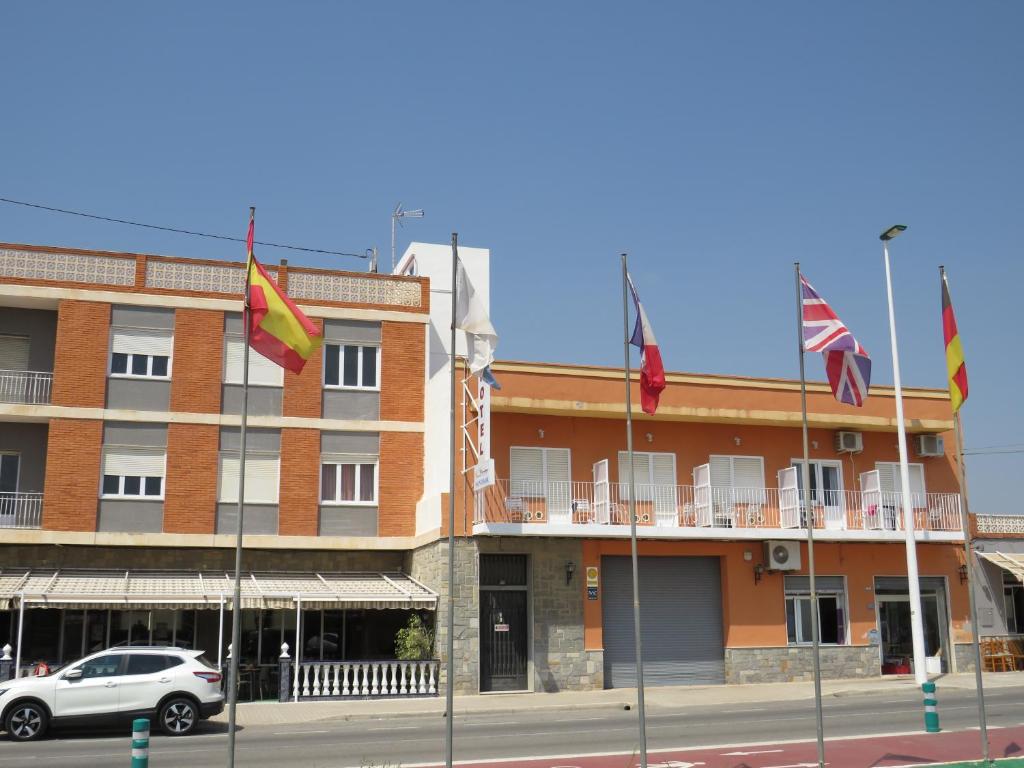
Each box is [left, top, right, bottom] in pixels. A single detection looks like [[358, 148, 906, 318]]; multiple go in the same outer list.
[[602, 556, 724, 687]]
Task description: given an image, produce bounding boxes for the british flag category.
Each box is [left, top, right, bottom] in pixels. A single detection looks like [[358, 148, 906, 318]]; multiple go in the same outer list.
[[801, 275, 872, 406]]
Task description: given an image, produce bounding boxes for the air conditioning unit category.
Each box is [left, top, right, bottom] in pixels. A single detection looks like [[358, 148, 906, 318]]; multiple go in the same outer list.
[[764, 540, 801, 571], [835, 431, 864, 453], [915, 434, 945, 458]]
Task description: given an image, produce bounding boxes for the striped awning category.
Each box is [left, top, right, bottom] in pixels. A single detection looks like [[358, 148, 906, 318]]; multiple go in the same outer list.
[[977, 551, 1024, 583], [0, 569, 437, 611]]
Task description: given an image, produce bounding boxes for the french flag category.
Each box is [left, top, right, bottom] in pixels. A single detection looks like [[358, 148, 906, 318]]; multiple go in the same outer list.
[[627, 274, 666, 414]]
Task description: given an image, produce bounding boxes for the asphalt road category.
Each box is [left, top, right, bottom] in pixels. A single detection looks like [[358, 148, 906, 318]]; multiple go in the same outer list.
[[4, 686, 1023, 768]]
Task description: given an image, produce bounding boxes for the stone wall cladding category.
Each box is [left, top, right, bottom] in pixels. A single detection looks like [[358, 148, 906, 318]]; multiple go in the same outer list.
[[378, 432, 423, 537], [954, 643, 976, 672], [282, 318, 323, 418], [406, 539, 480, 695], [379, 322, 425, 422], [725, 645, 880, 684], [170, 308, 223, 413], [42, 419, 103, 531], [163, 423, 220, 533], [52, 300, 110, 408], [279, 428, 321, 536]]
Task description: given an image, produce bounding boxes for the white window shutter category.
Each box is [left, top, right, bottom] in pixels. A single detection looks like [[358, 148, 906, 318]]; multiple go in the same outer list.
[[0, 335, 29, 371], [103, 447, 166, 477], [510, 447, 544, 496], [875, 462, 898, 494], [733, 457, 765, 490], [111, 328, 173, 356], [545, 448, 571, 484], [219, 453, 280, 503], [908, 464, 926, 496], [651, 453, 676, 487], [224, 337, 283, 386], [709, 456, 732, 488]]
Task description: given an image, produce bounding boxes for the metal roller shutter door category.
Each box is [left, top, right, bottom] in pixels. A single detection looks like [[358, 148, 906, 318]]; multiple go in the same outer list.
[[602, 556, 724, 688]]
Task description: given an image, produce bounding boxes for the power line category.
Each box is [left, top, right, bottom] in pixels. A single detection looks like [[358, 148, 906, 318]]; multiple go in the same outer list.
[[0, 196, 369, 259], [963, 448, 1024, 456]]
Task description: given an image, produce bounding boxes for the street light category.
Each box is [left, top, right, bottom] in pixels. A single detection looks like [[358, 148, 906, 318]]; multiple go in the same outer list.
[[880, 223, 928, 686]]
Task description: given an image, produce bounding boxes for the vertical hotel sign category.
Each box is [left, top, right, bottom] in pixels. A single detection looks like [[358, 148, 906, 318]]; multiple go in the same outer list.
[[474, 378, 495, 490]]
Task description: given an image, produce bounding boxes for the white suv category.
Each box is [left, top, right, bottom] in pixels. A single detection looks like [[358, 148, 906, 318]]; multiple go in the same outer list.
[[0, 647, 225, 741]]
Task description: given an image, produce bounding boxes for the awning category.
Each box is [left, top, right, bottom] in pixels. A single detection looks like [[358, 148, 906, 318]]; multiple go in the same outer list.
[[0, 569, 438, 611], [976, 551, 1024, 583]]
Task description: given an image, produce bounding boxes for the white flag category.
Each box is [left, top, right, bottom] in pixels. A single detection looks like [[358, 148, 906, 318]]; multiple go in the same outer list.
[[455, 259, 498, 375]]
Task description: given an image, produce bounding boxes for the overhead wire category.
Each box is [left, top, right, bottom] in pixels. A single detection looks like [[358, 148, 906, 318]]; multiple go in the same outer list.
[[0, 196, 369, 259]]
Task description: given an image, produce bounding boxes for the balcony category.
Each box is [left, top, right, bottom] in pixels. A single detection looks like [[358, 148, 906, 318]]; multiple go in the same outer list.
[[0, 370, 52, 405], [0, 492, 43, 529], [474, 480, 963, 540]]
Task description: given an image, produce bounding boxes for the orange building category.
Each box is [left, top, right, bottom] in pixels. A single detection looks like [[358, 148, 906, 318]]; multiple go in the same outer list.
[[457, 360, 970, 691]]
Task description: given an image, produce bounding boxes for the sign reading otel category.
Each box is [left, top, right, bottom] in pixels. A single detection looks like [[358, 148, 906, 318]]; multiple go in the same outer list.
[[474, 379, 495, 491]]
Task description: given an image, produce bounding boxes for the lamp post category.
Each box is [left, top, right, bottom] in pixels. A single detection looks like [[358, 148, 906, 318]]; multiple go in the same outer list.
[[880, 224, 928, 686]]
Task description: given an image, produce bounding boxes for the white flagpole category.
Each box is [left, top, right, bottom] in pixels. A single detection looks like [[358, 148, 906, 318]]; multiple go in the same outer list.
[[226, 206, 254, 768], [795, 263, 826, 768], [943, 266, 990, 762], [620, 253, 648, 768], [445, 232, 459, 768], [881, 227, 928, 687]]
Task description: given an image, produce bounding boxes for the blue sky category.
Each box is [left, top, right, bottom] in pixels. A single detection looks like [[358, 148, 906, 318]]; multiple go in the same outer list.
[[1, 2, 1020, 512]]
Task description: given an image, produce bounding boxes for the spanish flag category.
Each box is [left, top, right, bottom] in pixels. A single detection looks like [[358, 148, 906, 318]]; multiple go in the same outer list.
[[245, 214, 322, 373], [941, 268, 968, 413]]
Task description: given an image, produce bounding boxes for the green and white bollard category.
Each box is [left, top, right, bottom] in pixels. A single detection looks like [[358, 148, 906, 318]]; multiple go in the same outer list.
[[131, 718, 150, 767], [923, 681, 941, 733]]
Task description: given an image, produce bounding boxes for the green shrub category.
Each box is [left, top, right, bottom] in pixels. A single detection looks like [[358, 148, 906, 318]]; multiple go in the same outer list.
[[395, 613, 434, 660]]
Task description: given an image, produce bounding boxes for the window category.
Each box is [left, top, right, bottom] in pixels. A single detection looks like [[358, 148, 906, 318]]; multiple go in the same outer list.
[[125, 654, 168, 675], [1004, 573, 1024, 634], [616, 451, 676, 506], [101, 447, 166, 499], [509, 447, 571, 513], [0, 453, 19, 493], [321, 457, 378, 504], [109, 328, 172, 379], [791, 460, 843, 505], [324, 343, 379, 389], [709, 455, 767, 508], [0, 334, 29, 371], [875, 462, 926, 505], [785, 576, 846, 645], [71, 654, 123, 679], [223, 336, 283, 386], [218, 453, 280, 503]]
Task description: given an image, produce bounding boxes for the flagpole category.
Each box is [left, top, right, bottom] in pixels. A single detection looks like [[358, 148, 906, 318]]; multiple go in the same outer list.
[[795, 263, 826, 768], [226, 206, 254, 768], [943, 266, 990, 764], [620, 253, 648, 768], [881, 230, 928, 687], [445, 232, 459, 768]]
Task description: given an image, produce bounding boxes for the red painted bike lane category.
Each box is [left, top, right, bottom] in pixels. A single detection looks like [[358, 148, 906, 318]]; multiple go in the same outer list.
[[438, 726, 1024, 768]]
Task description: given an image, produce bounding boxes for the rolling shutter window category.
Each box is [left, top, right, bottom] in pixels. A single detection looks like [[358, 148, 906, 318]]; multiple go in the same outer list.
[[0, 335, 29, 371], [223, 337, 283, 387], [545, 448, 571, 485], [618, 451, 675, 501], [510, 447, 570, 500], [652, 454, 676, 487], [111, 328, 173, 357], [617, 452, 650, 487], [102, 447, 166, 477], [876, 462, 926, 496], [733, 457, 765, 490], [784, 575, 845, 593], [219, 453, 280, 503]]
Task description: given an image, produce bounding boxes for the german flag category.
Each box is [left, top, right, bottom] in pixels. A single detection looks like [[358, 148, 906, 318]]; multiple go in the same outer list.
[[245, 212, 322, 373], [941, 268, 968, 413]]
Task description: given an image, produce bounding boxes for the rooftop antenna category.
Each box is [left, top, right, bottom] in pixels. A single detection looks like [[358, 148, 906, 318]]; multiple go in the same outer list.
[[391, 203, 425, 271]]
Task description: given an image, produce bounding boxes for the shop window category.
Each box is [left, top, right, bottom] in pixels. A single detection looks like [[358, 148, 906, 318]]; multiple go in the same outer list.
[[784, 576, 846, 645]]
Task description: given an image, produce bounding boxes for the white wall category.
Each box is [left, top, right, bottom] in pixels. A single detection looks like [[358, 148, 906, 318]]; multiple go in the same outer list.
[[395, 242, 491, 535]]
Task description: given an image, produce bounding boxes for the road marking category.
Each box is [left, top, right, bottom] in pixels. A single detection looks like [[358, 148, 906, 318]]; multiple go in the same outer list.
[[271, 729, 329, 735], [721, 750, 785, 756], [761, 764, 825, 768]]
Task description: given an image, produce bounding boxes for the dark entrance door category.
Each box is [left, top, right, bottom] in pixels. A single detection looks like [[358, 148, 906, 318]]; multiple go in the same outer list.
[[480, 589, 528, 691]]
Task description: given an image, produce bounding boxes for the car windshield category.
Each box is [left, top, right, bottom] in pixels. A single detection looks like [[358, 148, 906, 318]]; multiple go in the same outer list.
[[195, 653, 218, 670]]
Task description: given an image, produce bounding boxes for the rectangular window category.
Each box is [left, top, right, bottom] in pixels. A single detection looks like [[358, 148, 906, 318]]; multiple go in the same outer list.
[[1003, 573, 1024, 634], [0, 334, 30, 371], [218, 453, 280, 503], [109, 328, 173, 379], [784, 575, 846, 645], [509, 446, 571, 516], [320, 456, 377, 504], [223, 336, 284, 387], [101, 447, 166, 499], [616, 451, 676, 504], [323, 343, 379, 390], [0, 453, 19, 493], [875, 461, 926, 502]]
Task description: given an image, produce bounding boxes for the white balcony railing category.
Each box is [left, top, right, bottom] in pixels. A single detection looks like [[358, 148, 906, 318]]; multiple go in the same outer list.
[[292, 659, 438, 699], [0, 493, 43, 529], [0, 370, 52, 405], [476, 479, 962, 533]]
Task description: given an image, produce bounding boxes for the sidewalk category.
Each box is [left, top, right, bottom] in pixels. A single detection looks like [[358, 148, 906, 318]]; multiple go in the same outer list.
[[212, 671, 1024, 727]]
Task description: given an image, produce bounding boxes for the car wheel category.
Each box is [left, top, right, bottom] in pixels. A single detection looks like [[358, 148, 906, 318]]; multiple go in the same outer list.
[[159, 697, 197, 736], [5, 701, 48, 741]]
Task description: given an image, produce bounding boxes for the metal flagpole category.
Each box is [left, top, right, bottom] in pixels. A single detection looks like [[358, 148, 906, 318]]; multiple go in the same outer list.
[[945, 266, 990, 764], [795, 263, 826, 768], [620, 253, 648, 768], [226, 206, 254, 768], [445, 232, 459, 768], [881, 228, 928, 687]]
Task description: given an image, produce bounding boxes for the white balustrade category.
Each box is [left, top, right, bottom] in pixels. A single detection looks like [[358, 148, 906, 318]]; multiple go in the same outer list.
[[290, 660, 440, 700], [0, 370, 52, 405], [0, 493, 43, 529]]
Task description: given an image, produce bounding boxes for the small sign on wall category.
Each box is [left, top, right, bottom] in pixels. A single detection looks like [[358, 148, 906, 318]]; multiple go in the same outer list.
[[494, 623, 509, 633], [587, 566, 599, 600]]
